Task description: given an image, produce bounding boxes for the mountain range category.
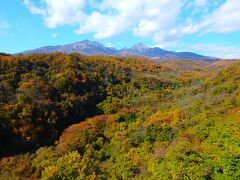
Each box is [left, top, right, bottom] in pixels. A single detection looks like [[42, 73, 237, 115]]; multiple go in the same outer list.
[[19, 40, 217, 61]]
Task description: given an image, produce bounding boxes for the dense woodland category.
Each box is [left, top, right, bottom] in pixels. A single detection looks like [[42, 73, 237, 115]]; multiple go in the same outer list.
[[0, 53, 239, 179]]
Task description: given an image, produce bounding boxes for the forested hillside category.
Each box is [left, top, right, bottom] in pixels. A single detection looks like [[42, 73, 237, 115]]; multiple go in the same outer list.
[[0, 53, 239, 179]]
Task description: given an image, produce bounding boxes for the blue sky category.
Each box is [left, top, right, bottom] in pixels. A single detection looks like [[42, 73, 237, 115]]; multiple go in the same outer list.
[[0, 0, 240, 58]]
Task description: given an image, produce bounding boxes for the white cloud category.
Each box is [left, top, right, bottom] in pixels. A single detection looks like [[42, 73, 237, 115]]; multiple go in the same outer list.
[[75, 11, 128, 39], [166, 0, 240, 41], [133, 1, 180, 37], [52, 33, 59, 38], [76, 0, 181, 41], [23, 0, 85, 28], [195, 0, 240, 33], [23, 0, 181, 44], [23, 0, 45, 15], [186, 43, 240, 59], [23, 0, 240, 47]]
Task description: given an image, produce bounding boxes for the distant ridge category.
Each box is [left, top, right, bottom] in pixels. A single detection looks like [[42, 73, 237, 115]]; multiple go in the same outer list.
[[19, 40, 218, 61]]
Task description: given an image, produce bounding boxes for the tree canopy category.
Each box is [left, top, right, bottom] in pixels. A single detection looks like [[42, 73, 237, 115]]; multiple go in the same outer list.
[[0, 53, 239, 179]]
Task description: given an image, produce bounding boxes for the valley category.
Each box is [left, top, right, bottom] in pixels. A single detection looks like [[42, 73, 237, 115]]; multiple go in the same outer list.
[[0, 53, 239, 179]]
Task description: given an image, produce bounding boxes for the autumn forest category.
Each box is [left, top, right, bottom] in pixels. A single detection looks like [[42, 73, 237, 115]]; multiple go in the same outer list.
[[0, 53, 239, 179]]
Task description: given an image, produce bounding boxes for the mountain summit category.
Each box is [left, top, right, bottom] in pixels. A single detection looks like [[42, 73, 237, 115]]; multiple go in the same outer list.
[[19, 40, 217, 61]]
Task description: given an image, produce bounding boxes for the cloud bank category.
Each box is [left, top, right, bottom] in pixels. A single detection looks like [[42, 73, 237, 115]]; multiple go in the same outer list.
[[184, 43, 240, 59], [23, 0, 240, 51]]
